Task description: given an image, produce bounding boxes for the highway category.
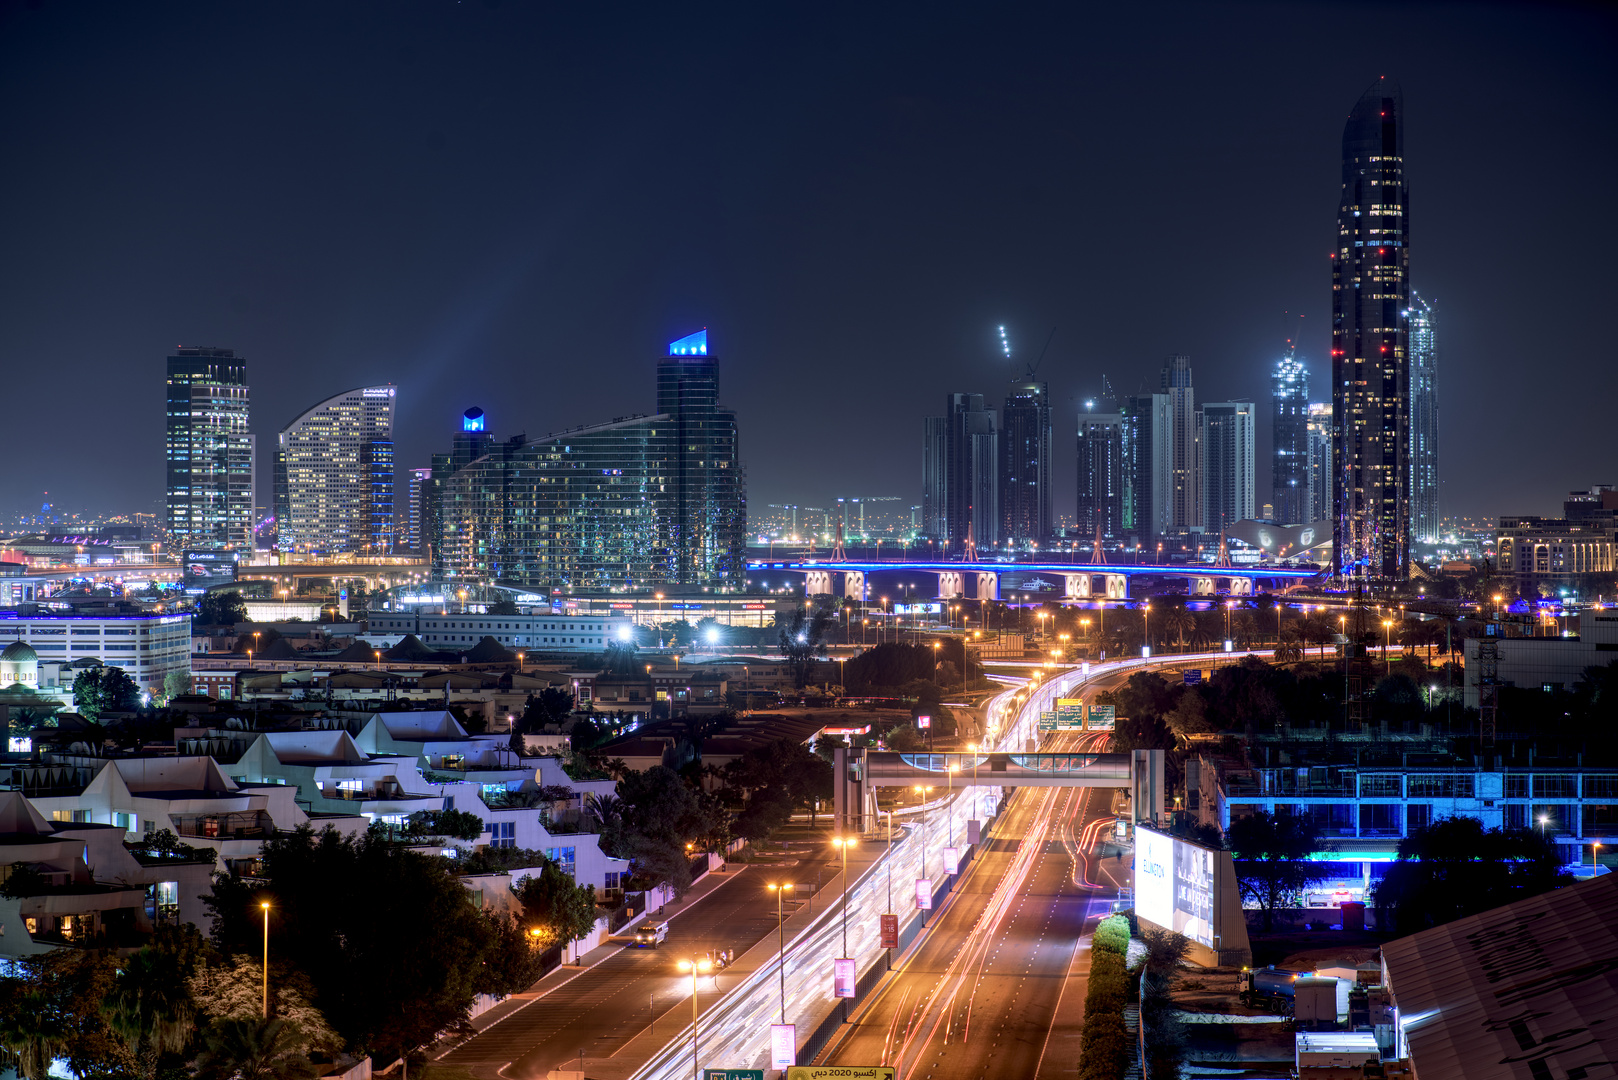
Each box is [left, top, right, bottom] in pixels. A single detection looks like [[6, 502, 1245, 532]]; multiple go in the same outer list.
[[817, 672, 1135, 1080]]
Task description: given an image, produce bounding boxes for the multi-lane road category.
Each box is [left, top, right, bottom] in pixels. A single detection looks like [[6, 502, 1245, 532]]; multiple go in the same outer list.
[[816, 672, 1135, 1080]]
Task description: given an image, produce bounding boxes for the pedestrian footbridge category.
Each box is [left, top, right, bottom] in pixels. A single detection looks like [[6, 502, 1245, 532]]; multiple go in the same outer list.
[[862, 750, 1135, 788]]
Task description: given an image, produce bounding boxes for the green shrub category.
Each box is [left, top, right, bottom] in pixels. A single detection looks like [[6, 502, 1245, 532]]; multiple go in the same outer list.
[[1078, 915, 1137, 1080], [1079, 1010, 1131, 1080]]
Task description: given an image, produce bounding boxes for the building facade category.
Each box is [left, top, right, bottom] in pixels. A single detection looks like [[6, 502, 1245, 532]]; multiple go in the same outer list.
[[923, 394, 998, 550], [1332, 77, 1411, 580], [999, 380, 1052, 546], [1120, 393, 1166, 550], [1408, 291, 1440, 543], [0, 613, 191, 696], [165, 347, 253, 551], [273, 385, 397, 556], [427, 333, 746, 592], [1306, 403, 1333, 524], [1271, 347, 1310, 524], [1496, 517, 1616, 600], [1161, 356, 1201, 543], [406, 466, 432, 554], [1076, 405, 1125, 544], [1200, 401, 1256, 536]]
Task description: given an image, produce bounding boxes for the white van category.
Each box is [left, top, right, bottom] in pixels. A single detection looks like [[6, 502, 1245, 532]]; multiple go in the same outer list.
[[634, 921, 669, 948]]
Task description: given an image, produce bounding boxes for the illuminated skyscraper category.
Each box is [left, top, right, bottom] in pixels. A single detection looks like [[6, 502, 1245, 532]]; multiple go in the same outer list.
[[1408, 292, 1439, 543], [273, 385, 396, 555], [1332, 77, 1410, 579], [429, 331, 746, 591], [1271, 346, 1309, 523], [1076, 401, 1124, 544], [999, 380, 1052, 546], [1306, 403, 1332, 523], [406, 466, 432, 553], [1160, 355, 1200, 540], [165, 347, 253, 550], [1200, 401, 1255, 535]]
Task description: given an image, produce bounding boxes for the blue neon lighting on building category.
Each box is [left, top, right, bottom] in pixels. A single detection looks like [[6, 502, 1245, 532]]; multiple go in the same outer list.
[[462, 407, 486, 432], [668, 329, 708, 356]]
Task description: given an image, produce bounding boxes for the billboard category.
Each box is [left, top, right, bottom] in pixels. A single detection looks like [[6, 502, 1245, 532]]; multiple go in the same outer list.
[[1132, 826, 1215, 948], [184, 550, 238, 589], [834, 957, 856, 998]]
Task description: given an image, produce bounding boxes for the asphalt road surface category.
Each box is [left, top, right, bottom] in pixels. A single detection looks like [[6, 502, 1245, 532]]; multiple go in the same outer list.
[[436, 824, 843, 1080], [818, 674, 1132, 1080]]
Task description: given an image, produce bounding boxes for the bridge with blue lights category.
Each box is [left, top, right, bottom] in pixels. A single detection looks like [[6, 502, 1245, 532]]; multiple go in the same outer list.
[[746, 558, 1320, 600]]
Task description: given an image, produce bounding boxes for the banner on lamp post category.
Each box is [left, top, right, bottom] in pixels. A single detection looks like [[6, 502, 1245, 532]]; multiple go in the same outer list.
[[770, 1024, 796, 1070], [915, 878, 932, 910], [967, 819, 981, 845], [880, 913, 899, 949], [942, 846, 959, 875], [834, 958, 856, 999], [916, 714, 931, 729]]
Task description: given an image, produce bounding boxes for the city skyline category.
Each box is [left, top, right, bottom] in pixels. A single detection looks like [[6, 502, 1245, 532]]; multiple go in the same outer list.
[[2, 3, 1614, 529]]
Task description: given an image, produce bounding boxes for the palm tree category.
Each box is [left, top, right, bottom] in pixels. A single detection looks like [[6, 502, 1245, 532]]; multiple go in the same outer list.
[[105, 946, 197, 1080], [584, 792, 624, 830], [0, 987, 68, 1080], [194, 1017, 318, 1080], [1160, 604, 1196, 653]]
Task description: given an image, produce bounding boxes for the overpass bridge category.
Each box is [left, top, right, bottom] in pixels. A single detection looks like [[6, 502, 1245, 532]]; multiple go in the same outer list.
[[748, 558, 1319, 601], [864, 749, 1134, 788]]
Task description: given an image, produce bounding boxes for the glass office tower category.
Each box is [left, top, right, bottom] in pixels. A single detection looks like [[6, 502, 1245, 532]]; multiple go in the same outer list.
[[1408, 292, 1439, 543], [273, 384, 396, 555], [999, 380, 1052, 546], [1272, 347, 1309, 524], [165, 347, 253, 550], [1332, 77, 1411, 580], [432, 332, 746, 592]]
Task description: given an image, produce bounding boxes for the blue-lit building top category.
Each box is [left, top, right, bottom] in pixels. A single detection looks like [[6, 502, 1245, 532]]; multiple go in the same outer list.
[[427, 336, 745, 591], [668, 329, 708, 356], [462, 407, 486, 432]]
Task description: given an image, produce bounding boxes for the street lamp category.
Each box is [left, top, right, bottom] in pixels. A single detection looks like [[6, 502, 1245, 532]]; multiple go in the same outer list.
[[1539, 814, 1550, 839], [766, 883, 798, 1024], [831, 836, 857, 1021], [260, 901, 271, 1019], [912, 783, 934, 924], [675, 957, 714, 1080], [1382, 619, 1393, 676]]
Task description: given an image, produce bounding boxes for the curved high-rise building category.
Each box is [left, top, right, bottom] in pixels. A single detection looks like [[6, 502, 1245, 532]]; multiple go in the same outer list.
[[273, 385, 396, 555], [1332, 77, 1410, 580]]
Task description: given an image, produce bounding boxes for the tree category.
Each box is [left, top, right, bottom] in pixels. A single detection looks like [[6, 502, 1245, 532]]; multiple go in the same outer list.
[[0, 949, 130, 1080], [192, 1018, 320, 1080], [488, 598, 520, 616], [1160, 603, 1195, 652], [189, 953, 339, 1063], [72, 664, 141, 720], [204, 825, 524, 1061], [161, 669, 193, 704], [520, 686, 576, 732], [725, 739, 834, 826], [1375, 817, 1571, 935], [104, 925, 204, 1080], [197, 590, 249, 627], [515, 858, 599, 947], [1228, 810, 1329, 931], [603, 766, 727, 892], [404, 808, 485, 841], [777, 607, 833, 687]]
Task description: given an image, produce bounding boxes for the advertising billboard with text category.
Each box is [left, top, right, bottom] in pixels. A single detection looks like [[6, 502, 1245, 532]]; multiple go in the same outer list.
[[1132, 826, 1215, 948]]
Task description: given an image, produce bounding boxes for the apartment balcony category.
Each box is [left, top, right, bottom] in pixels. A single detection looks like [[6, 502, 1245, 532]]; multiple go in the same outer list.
[[173, 810, 274, 841]]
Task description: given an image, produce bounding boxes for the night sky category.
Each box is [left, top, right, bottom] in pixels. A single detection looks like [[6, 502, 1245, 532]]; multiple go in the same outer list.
[[2, 1, 1613, 527]]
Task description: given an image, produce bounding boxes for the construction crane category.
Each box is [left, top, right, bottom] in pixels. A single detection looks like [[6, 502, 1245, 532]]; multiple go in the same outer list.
[[997, 324, 1057, 380]]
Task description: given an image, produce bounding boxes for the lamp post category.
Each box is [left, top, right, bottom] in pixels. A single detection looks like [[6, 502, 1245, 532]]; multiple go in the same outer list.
[[1382, 619, 1393, 676], [767, 883, 797, 1024], [832, 836, 857, 1021], [675, 957, 714, 1080], [884, 807, 895, 969], [913, 783, 934, 925], [1142, 602, 1151, 654], [260, 901, 271, 1019]]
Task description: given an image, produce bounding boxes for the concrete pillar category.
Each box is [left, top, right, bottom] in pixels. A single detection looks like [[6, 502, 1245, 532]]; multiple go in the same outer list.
[[843, 570, 867, 601], [975, 571, 999, 601], [806, 570, 834, 596], [1063, 573, 1092, 599], [937, 571, 965, 599], [1229, 577, 1254, 596], [1194, 577, 1216, 596], [1104, 574, 1129, 599]]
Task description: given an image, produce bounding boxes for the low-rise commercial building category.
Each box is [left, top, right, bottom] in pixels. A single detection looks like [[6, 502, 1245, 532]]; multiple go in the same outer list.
[[367, 611, 633, 653], [0, 610, 191, 696], [1463, 608, 1618, 706]]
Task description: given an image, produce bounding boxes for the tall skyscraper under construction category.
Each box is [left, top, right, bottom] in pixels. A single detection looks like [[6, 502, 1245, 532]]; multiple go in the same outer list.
[[1408, 292, 1439, 543], [1332, 77, 1411, 579]]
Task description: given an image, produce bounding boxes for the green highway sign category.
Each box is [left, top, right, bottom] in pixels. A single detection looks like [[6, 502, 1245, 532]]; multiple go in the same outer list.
[[705, 1071, 764, 1080]]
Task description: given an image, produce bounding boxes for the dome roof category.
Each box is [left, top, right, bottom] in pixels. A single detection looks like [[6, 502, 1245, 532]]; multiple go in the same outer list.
[[1, 640, 38, 663]]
